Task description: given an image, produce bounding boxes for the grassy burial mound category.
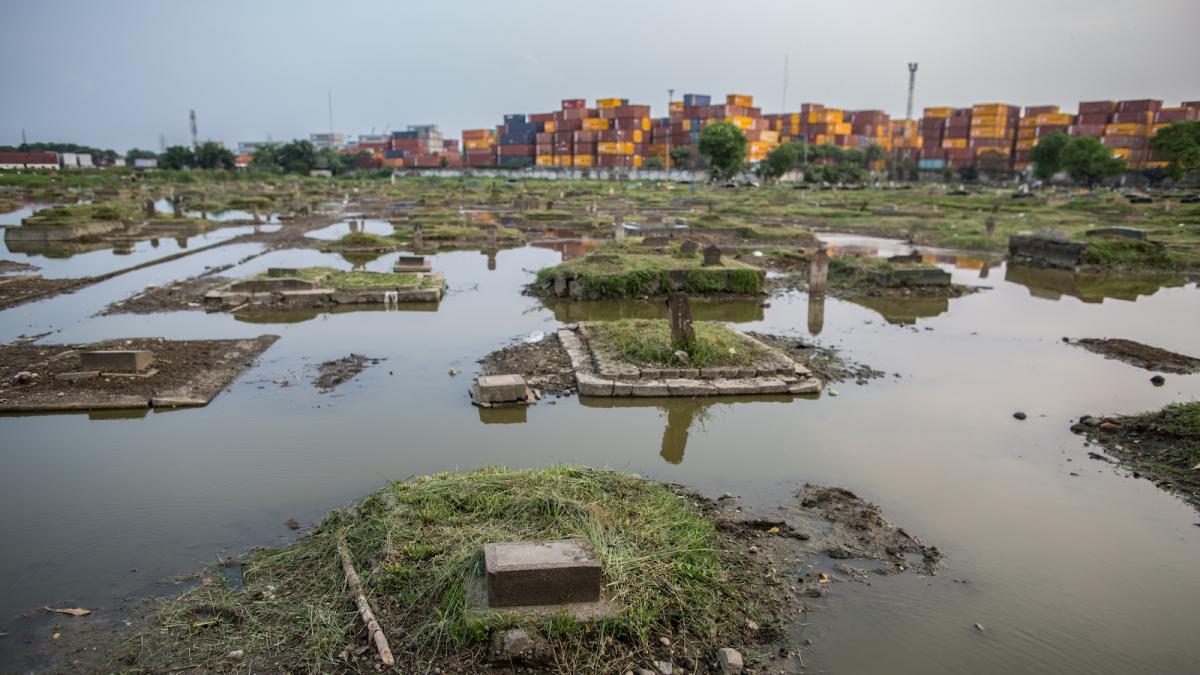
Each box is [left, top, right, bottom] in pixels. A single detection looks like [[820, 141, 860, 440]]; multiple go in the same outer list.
[[535, 241, 764, 300], [204, 266, 446, 311], [129, 466, 778, 674], [588, 319, 766, 370]]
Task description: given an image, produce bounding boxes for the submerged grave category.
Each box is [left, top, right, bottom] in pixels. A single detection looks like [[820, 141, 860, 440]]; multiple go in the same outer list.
[[535, 239, 765, 299], [0, 336, 278, 413], [559, 319, 822, 397], [204, 266, 445, 311]]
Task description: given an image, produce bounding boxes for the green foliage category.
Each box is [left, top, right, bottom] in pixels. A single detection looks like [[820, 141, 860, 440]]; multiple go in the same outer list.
[[194, 141, 236, 170], [1148, 121, 1200, 180], [275, 140, 318, 174], [124, 148, 158, 164], [1082, 238, 1172, 267], [763, 142, 798, 180], [698, 122, 747, 179], [1060, 136, 1124, 185], [669, 145, 697, 169], [589, 319, 765, 368], [1030, 131, 1070, 179], [0, 142, 118, 165], [537, 243, 763, 298], [643, 156, 664, 170], [159, 145, 194, 170]]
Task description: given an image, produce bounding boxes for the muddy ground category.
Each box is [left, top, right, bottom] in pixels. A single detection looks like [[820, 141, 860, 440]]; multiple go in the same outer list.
[[1069, 338, 1200, 374], [314, 353, 384, 392], [0, 259, 40, 273], [478, 333, 576, 397], [1071, 406, 1200, 512], [751, 332, 886, 385], [0, 336, 278, 412], [16, 480, 940, 675], [0, 275, 89, 311]]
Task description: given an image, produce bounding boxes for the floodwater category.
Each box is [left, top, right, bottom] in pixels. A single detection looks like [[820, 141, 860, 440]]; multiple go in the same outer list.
[[304, 217, 395, 241], [1, 233, 1199, 674]]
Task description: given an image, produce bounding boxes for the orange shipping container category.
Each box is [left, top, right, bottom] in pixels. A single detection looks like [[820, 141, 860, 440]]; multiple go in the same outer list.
[[923, 107, 954, 118], [573, 155, 594, 167], [726, 94, 753, 107], [582, 118, 610, 131]]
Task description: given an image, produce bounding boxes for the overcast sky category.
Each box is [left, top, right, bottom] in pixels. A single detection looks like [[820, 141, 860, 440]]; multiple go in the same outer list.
[[2, 0, 1197, 152]]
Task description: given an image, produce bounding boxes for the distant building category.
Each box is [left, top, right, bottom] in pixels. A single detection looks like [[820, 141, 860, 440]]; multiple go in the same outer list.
[[0, 151, 59, 169], [309, 133, 346, 150], [133, 157, 158, 169], [112, 157, 127, 167], [237, 140, 283, 156]]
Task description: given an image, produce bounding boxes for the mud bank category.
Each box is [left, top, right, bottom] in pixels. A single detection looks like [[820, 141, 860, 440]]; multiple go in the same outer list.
[[1072, 403, 1200, 512], [1069, 338, 1200, 374], [315, 353, 384, 392], [0, 336, 278, 413], [478, 333, 577, 398]]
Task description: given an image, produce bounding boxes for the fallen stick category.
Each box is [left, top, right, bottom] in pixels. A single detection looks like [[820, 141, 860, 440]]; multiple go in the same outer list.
[[337, 530, 395, 667]]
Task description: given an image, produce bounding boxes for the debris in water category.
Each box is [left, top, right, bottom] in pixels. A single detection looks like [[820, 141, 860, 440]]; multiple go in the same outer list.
[[44, 607, 91, 617], [1013, 412, 1027, 420], [524, 330, 545, 344], [284, 518, 300, 530], [974, 623, 985, 631]]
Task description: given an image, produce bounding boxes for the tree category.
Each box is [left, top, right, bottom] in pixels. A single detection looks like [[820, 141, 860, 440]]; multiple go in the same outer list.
[[274, 140, 317, 174], [125, 148, 157, 164], [863, 143, 886, 166], [669, 146, 696, 169], [698, 122, 747, 179], [1029, 132, 1070, 179], [1148, 120, 1200, 180], [250, 145, 280, 172], [762, 142, 798, 180], [643, 156, 664, 170], [159, 145, 195, 170], [194, 141, 236, 170], [1059, 136, 1124, 185]]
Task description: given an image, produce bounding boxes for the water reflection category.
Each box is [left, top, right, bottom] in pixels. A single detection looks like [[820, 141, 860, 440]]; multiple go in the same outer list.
[[477, 406, 527, 424], [542, 297, 764, 323], [1005, 263, 1186, 303], [843, 295, 950, 324], [305, 218, 394, 241], [232, 303, 440, 324], [530, 238, 602, 261]]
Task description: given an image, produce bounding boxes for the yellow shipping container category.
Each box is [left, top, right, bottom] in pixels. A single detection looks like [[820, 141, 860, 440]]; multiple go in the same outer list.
[[631, 130, 643, 143], [669, 101, 684, 113], [598, 141, 635, 155], [761, 130, 779, 143], [726, 116, 754, 130], [1015, 139, 1038, 150], [682, 119, 692, 131], [727, 94, 753, 107], [970, 114, 1010, 128], [942, 138, 968, 149], [641, 117, 651, 131], [1111, 147, 1131, 159], [924, 107, 954, 118], [831, 122, 852, 135], [544, 121, 557, 133], [573, 155, 594, 168], [1018, 127, 1037, 139], [1035, 113, 1073, 126], [557, 155, 573, 167], [583, 118, 610, 131], [1105, 123, 1147, 136], [465, 139, 494, 150], [596, 98, 623, 108], [536, 156, 556, 167], [970, 127, 1011, 139], [632, 155, 643, 168], [972, 103, 1011, 115], [975, 146, 1010, 156]]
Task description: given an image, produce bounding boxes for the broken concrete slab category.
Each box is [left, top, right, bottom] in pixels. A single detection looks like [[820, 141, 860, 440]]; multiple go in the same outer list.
[[470, 374, 533, 407], [576, 373, 615, 397], [392, 255, 432, 272], [79, 350, 154, 373], [1009, 234, 1088, 269], [484, 539, 602, 608]]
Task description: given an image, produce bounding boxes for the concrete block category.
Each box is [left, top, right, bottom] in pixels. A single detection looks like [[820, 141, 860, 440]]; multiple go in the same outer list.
[[266, 267, 299, 277], [666, 378, 718, 396], [473, 374, 531, 404], [79, 350, 154, 373], [629, 381, 670, 397], [485, 539, 602, 608], [393, 255, 432, 272], [228, 277, 316, 292], [755, 378, 790, 394], [713, 379, 760, 395], [612, 381, 635, 396], [576, 373, 614, 397], [789, 378, 823, 394]]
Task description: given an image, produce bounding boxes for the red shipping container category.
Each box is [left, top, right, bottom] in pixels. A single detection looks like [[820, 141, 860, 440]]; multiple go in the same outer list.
[[530, 112, 555, 124], [1111, 111, 1154, 124], [1079, 101, 1116, 114], [1070, 124, 1106, 137], [1024, 105, 1058, 116], [562, 99, 585, 110], [556, 118, 583, 132], [536, 132, 553, 144], [498, 144, 533, 156], [1116, 99, 1162, 113], [1077, 112, 1111, 125], [574, 130, 598, 143], [574, 142, 596, 155]]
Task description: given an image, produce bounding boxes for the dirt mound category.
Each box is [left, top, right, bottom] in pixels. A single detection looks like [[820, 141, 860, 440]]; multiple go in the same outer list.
[[1071, 338, 1200, 374], [478, 333, 576, 397], [314, 353, 383, 391], [750, 332, 884, 384]]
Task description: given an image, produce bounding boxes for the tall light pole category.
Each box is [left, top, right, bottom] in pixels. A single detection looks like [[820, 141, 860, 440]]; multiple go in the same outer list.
[[666, 88, 674, 170]]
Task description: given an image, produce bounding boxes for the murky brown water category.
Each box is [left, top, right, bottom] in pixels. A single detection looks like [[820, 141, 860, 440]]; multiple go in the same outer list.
[[1, 228, 1198, 673]]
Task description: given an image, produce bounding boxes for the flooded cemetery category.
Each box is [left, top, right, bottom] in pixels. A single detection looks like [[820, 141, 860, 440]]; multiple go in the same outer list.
[[2, 175, 1200, 674]]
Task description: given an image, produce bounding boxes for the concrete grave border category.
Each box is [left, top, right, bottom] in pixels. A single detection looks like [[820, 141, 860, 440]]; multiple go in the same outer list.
[[559, 323, 822, 398]]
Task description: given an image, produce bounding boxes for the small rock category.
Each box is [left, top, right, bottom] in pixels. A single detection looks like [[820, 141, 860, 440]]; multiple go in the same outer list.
[[655, 660, 673, 674], [448, 368, 459, 376], [491, 628, 534, 660], [748, 545, 759, 555], [673, 350, 690, 362], [284, 518, 300, 530], [12, 371, 33, 384], [717, 647, 744, 674], [828, 388, 838, 397], [1100, 421, 1118, 430], [1150, 375, 1165, 386], [659, 636, 671, 647], [720, 492, 734, 500], [227, 650, 245, 660], [1012, 411, 1027, 420], [745, 619, 759, 633], [974, 623, 985, 631]]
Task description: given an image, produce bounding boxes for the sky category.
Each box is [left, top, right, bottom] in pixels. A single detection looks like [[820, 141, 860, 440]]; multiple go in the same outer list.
[[2, 0, 1197, 153]]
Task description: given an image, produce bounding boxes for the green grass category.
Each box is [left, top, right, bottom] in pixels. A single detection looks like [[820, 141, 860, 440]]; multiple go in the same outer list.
[[1082, 237, 1173, 267], [536, 242, 763, 298], [19, 201, 141, 226], [589, 319, 765, 367], [333, 232, 395, 248], [1158, 401, 1200, 435], [130, 466, 765, 673]]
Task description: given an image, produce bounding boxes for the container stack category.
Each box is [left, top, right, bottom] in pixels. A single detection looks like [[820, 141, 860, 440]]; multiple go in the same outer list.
[[916, 107, 952, 170], [848, 110, 892, 159], [662, 93, 778, 164], [495, 114, 541, 168], [889, 119, 922, 163], [462, 129, 497, 167], [1013, 106, 1074, 170], [1100, 99, 1162, 168], [967, 103, 1019, 166], [940, 108, 974, 169]]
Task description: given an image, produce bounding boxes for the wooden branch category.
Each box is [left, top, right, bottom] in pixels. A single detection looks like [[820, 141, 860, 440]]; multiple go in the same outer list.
[[337, 530, 395, 667]]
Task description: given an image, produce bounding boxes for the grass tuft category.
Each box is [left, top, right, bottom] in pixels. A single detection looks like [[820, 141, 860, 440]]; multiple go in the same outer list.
[[589, 319, 765, 368]]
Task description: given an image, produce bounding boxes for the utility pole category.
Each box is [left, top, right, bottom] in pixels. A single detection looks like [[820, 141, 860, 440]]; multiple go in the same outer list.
[[189, 110, 198, 149], [328, 90, 334, 137], [782, 55, 789, 112], [906, 62, 919, 121], [159, 133, 166, 152], [21, 129, 27, 146], [666, 88, 674, 169]]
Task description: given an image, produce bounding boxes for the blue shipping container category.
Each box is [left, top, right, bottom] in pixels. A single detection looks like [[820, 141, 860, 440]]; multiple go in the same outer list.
[[391, 130, 418, 140], [682, 94, 711, 107], [917, 159, 946, 170], [503, 114, 527, 125]]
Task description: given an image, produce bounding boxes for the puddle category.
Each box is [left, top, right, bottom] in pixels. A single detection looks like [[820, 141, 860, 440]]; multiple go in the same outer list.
[[304, 218, 395, 241], [0, 239, 1198, 674]]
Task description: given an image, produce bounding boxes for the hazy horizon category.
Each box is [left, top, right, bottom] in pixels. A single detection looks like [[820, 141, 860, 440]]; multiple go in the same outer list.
[[2, 0, 1197, 153]]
